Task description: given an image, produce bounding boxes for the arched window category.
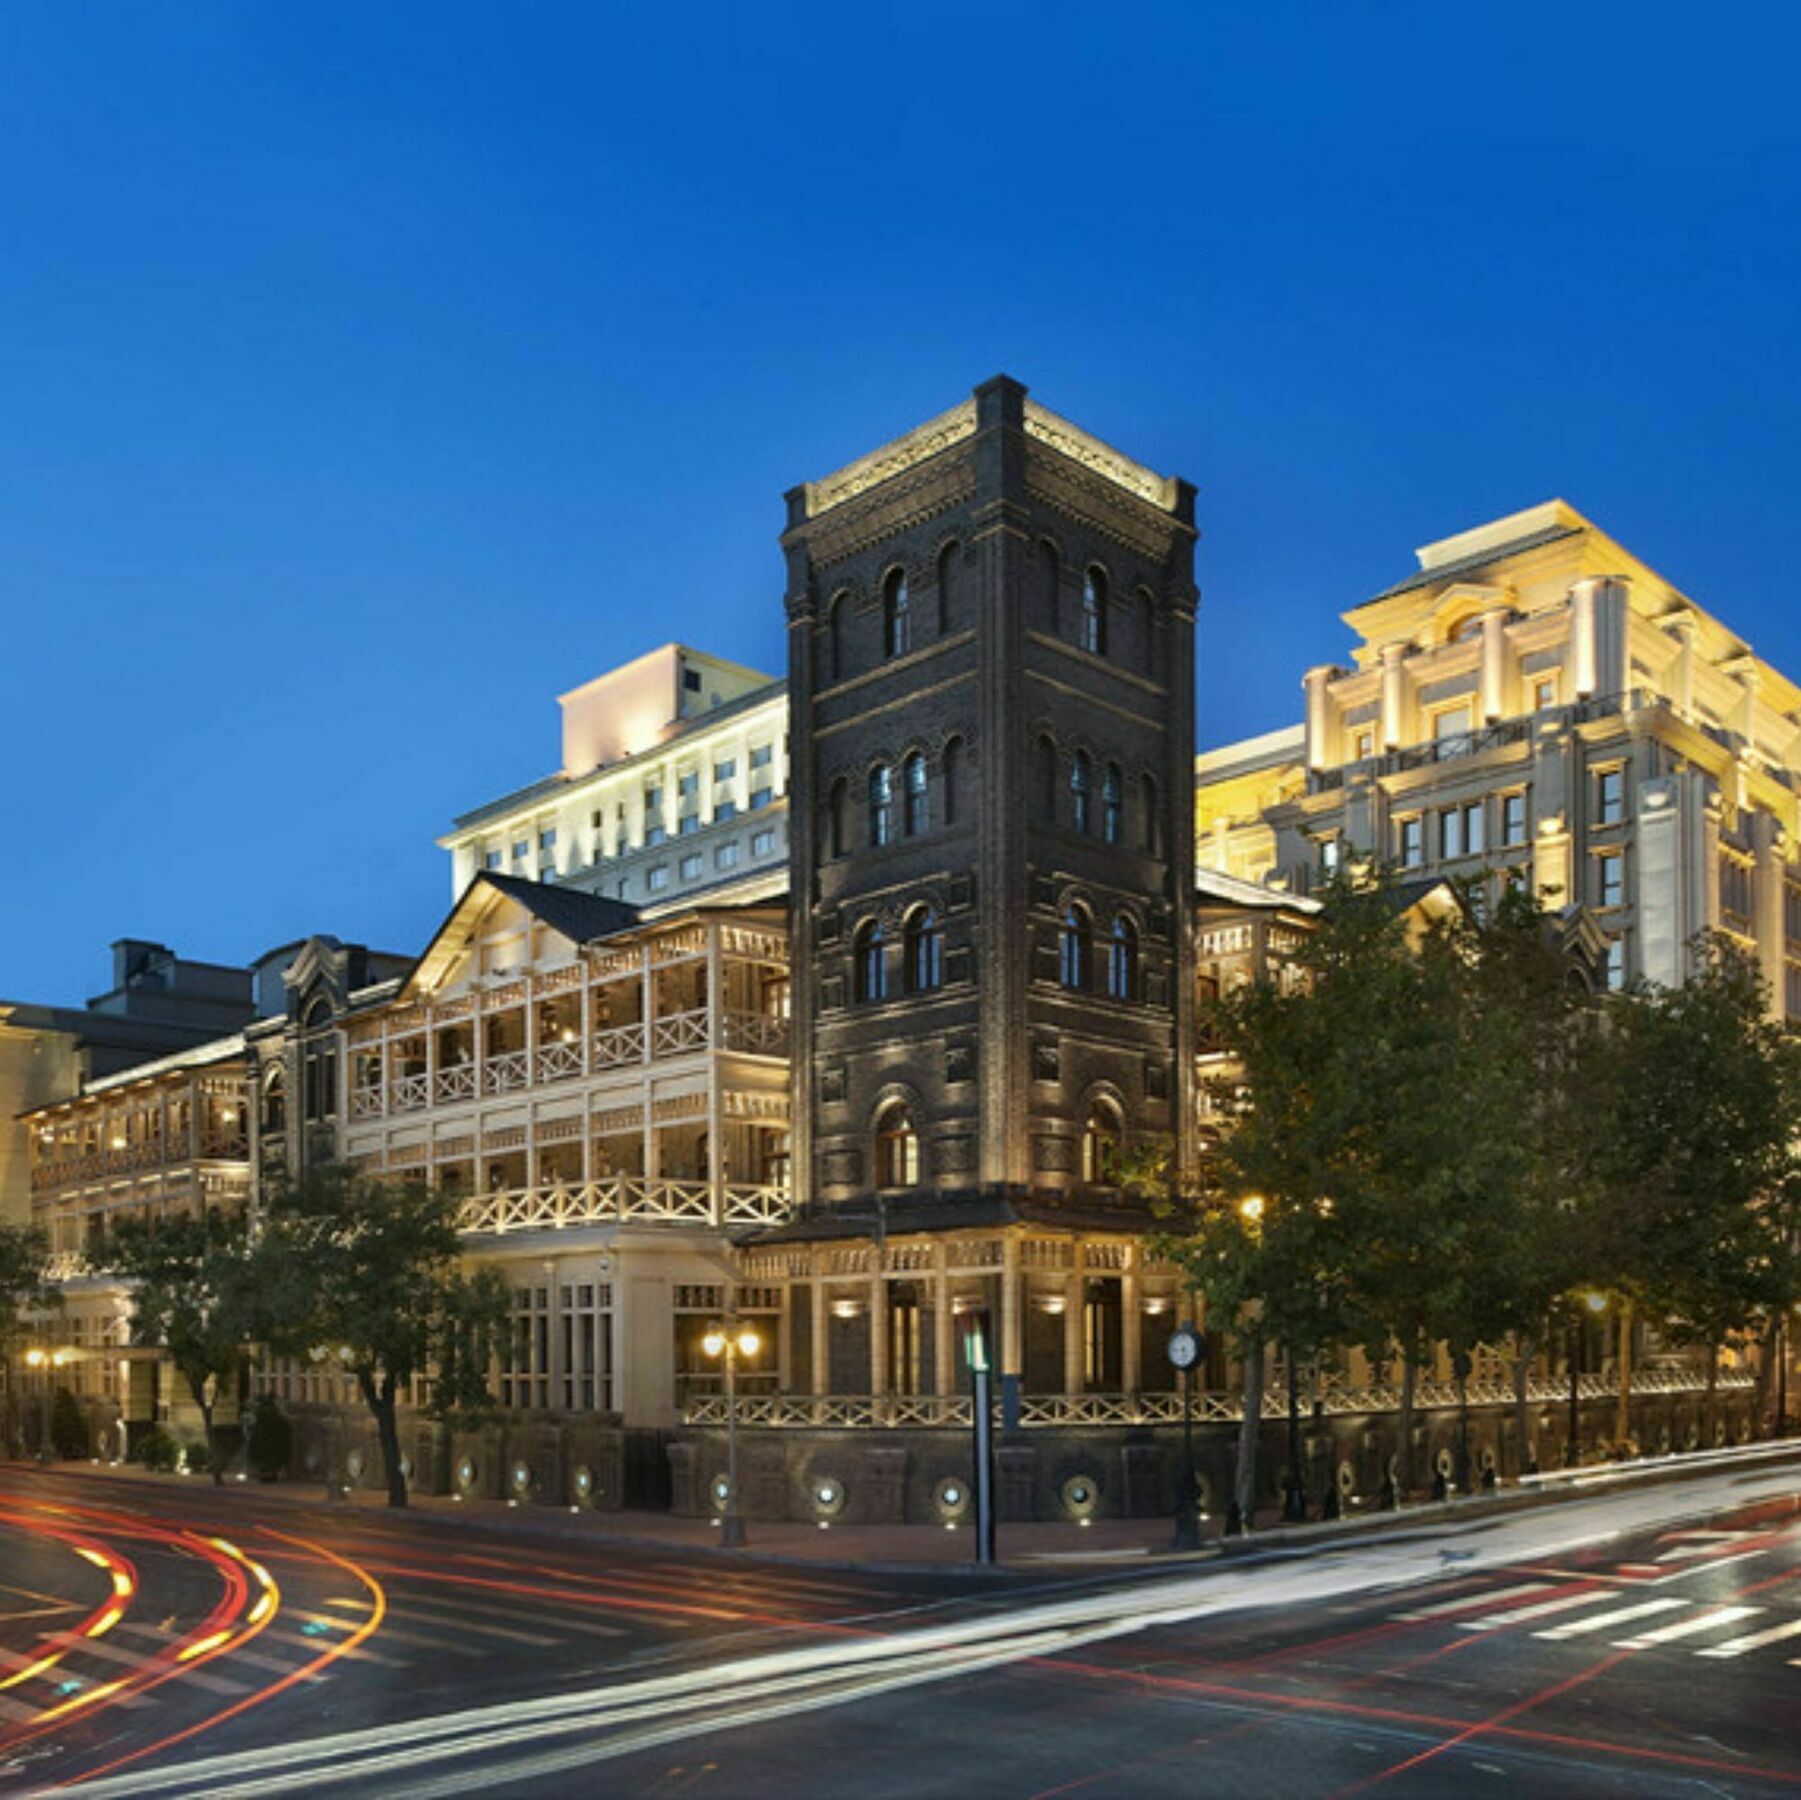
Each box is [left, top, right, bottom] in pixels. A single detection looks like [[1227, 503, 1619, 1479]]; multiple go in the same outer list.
[[943, 737, 963, 826], [828, 778, 848, 858], [1081, 1101, 1122, 1185], [1081, 567, 1108, 655], [1141, 774, 1161, 857], [903, 751, 928, 836], [904, 906, 943, 993], [883, 568, 911, 660], [1070, 751, 1092, 834], [1060, 905, 1092, 991], [875, 1102, 920, 1189], [261, 1067, 287, 1135], [1107, 915, 1138, 1001], [826, 594, 847, 684], [869, 763, 895, 847], [1039, 736, 1059, 822], [936, 542, 958, 633], [301, 999, 336, 1122], [854, 919, 887, 1003], [1102, 762, 1123, 844]]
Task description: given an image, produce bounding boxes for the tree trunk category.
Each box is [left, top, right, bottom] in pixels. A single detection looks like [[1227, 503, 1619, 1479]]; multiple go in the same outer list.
[[1233, 1337, 1265, 1532], [360, 1369, 409, 1508], [1703, 1343, 1719, 1451], [1512, 1337, 1536, 1476], [1395, 1352, 1417, 1503], [188, 1372, 223, 1488], [1282, 1352, 1307, 1521]]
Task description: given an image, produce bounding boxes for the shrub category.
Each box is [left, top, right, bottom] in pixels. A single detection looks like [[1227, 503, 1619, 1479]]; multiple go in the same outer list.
[[49, 1388, 89, 1460], [245, 1396, 292, 1481], [182, 1439, 212, 1475], [136, 1426, 179, 1472]]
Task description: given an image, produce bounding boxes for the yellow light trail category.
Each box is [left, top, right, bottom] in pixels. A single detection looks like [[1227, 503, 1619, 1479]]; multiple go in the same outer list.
[[38, 1678, 127, 1722], [178, 1631, 236, 1663], [88, 1606, 125, 1638]]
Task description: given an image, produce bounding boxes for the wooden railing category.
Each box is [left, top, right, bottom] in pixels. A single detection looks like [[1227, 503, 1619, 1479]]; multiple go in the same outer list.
[[366, 1010, 787, 1117], [456, 1177, 793, 1237]]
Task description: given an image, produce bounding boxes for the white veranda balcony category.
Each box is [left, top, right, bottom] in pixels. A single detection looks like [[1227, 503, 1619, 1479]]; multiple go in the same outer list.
[[457, 1176, 793, 1239]]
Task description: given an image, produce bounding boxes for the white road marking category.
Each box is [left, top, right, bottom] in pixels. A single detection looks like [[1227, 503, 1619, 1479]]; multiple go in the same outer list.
[[1615, 1604, 1762, 1648], [1536, 1597, 1687, 1639], [1697, 1617, 1801, 1660], [1394, 1582, 1552, 1621], [1463, 1590, 1610, 1630]]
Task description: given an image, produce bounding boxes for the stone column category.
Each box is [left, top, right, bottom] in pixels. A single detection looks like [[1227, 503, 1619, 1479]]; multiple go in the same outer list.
[[1569, 579, 1601, 699], [1121, 1247, 1142, 1395], [869, 1270, 889, 1401], [1379, 644, 1408, 749], [1303, 666, 1337, 771], [1479, 608, 1509, 722], [810, 1272, 829, 1397], [933, 1244, 955, 1398], [1062, 1245, 1085, 1395], [1753, 810, 1786, 1019], [1001, 1234, 1022, 1380]]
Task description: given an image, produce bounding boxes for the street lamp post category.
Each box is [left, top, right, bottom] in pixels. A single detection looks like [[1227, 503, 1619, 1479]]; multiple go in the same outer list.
[[703, 1315, 760, 1549]]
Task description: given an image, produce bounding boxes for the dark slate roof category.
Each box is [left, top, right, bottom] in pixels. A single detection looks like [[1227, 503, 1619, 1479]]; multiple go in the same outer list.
[[744, 1188, 1171, 1246], [1366, 522, 1584, 603], [477, 872, 641, 945]]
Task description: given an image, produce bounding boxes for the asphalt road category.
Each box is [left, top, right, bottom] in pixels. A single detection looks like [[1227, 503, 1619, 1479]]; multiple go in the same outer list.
[[3, 1459, 1800, 1796]]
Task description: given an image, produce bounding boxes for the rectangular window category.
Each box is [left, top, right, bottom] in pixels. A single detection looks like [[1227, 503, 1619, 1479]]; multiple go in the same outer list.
[[1399, 817, 1423, 869], [1532, 675, 1558, 711], [678, 815, 700, 836], [751, 828, 776, 856], [591, 809, 604, 830], [1438, 807, 1463, 860], [539, 828, 556, 850], [484, 850, 502, 870], [714, 800, 737, 823], [713, 758, 736, 782], [1597, 852, 1625, 908], [683, 666, 702, 692], [1463, 801, 1485, 856], [645, 823, 666, 848], [647, 865, 670, 892], [749, 786, 772, 811], [679, 853, 702, 879], [512, 840, 529, 861], [1721, 856, 1754, 919], [1353, 728, 1375, 761], [644, 783, 664, 812], [749, 744, 773, 770], [1500, 792, 1527, 846], [1433, 706, 1473, 757], [1596, 767, 1625, 825], [678, 771, 699, 799], [715, 841, 740, 869], [1786, 962, 1801, 1021], [1605, 938, 1627, 991], [1320, 836, 1342, 876]]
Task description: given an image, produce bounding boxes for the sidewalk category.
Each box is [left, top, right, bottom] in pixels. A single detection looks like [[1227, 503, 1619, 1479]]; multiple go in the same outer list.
[[14, 1440, 1801, 1578]]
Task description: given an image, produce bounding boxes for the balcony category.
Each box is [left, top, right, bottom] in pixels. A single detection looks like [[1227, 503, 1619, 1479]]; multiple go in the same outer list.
[[368, 1009, 790, 1119], [457, 1176, 794, 1239]]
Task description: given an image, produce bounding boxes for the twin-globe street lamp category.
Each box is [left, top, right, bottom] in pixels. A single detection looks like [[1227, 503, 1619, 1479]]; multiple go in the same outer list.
[[702, 1315, 761, 1548], [21, 1347, 72, 1459]]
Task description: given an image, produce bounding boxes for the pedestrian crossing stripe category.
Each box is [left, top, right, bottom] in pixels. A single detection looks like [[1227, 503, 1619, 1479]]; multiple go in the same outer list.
[[1392, 1582, 1553, 1621], [1698, 1617, 1801, 1659], [1462, 1589, 1610, 1630], [1536, 1597, 1687, 1639], [1615, 1605, 1761, 1648]]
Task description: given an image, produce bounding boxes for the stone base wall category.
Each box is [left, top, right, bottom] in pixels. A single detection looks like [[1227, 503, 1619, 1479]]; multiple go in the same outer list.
[[282, 1405, 629, 1510], [667, 1387, 1763, 1524]]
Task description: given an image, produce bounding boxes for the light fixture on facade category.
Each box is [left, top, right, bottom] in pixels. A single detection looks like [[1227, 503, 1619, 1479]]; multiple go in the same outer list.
[[1143, 1296, 1170, 1316], [830, 1298, 864, 1321]]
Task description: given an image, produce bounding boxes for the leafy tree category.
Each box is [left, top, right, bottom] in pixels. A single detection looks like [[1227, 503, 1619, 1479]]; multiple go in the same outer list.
[[100, 1208, 264, 1487], [1594, 936, 1801, 1437], [260, 1167, 507, 1507], [0, 1221, 59, 1362], [50, 1386, 89, 1459]]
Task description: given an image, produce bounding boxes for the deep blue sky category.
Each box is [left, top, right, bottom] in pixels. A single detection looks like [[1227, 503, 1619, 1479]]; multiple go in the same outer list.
[[4, 4, 1798, 1003]]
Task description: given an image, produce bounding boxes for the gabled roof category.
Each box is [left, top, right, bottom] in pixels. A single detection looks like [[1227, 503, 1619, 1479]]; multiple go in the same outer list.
[[404, 874, 641, 1000]]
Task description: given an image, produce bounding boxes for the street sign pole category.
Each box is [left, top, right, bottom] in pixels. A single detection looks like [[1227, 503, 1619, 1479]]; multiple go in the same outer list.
[[962, 1309, 997, 1566], [1168, 1323, 1203, 1550]]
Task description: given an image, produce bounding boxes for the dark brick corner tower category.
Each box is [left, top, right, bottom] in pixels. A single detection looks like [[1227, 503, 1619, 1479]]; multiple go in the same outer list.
[[782, 375, 1198, 1227]]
